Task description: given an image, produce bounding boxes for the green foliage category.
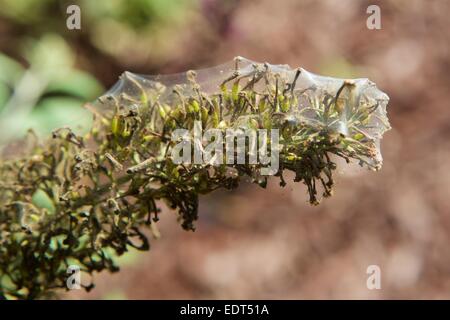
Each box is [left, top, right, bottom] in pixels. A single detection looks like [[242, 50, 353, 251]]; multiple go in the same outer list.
[[0, 0, 197, 66], [0, 35, 103, 145]]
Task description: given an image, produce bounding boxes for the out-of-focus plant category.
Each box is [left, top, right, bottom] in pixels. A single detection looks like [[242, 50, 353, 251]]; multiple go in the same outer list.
[[0, 34, 103, 147], [0, 0, 199, 67], [0, 57, 390, 299]]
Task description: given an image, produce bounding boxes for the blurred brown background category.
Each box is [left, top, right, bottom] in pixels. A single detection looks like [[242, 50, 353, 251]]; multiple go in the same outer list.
[[1, 0, 449, 299]]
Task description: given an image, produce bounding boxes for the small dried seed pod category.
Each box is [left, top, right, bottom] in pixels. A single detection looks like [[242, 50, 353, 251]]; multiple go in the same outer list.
[[105, 153, 123, 171]]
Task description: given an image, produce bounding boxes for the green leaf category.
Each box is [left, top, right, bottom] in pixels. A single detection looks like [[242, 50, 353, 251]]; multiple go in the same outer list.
[[46, 70, 104, 100], [0, 83, 10, 113], [29, 97, 93, 136], [0, 53, 24, 84], [32, 189, 55, 214]]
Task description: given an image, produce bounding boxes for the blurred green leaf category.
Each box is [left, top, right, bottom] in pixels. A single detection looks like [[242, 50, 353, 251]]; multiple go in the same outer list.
[[46, 70, 104, 100], [24, 34, 74, 79], [0, 0, 53, 24], [0, 53, 24, 84], [29, 97, 93, 136], [0, 83, 10, 113]]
